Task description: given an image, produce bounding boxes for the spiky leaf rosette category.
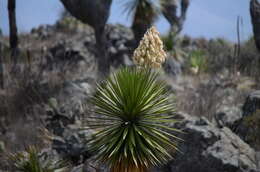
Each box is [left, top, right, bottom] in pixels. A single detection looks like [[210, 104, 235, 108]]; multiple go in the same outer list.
[[88, 67, 181, 171], [9, 146, 68, 172]]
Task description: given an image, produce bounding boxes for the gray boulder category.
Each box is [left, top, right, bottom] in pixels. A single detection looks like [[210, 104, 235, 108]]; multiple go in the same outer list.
[[214, 105, 243, 129], [47, 39, 96, 77], [232, 90, 260, 148], [106, 24, 134, 67], [242, 90, 260, 117], [45, 79, 95, 165], [155, 113, 258, 172], [163, 57, 182, 76]]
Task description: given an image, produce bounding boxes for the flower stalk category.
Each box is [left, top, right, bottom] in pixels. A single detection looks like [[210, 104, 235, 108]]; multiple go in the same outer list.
[[88, 26, 180, 172], [133, 26, 167, 68]]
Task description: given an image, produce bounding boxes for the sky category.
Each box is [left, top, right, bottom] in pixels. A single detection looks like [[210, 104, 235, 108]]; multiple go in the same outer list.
[[0, 0, 253, 42]]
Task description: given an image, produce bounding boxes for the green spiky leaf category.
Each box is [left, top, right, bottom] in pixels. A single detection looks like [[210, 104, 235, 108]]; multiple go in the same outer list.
[[9, 146, 68, 172], [88, 67, 181, 170]]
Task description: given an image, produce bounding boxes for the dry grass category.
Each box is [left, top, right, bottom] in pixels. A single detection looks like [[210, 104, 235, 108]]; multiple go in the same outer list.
[[169, 73, 250, 121], [0, 24, 98, 165], [0, 43, 77, 157]]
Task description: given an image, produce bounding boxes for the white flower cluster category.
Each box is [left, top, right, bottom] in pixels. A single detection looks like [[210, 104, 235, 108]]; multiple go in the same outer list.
[[133, 26, 167, 68]]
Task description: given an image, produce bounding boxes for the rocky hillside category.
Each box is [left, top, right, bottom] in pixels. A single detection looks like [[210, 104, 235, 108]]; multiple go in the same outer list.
[[0, 18, 260, 171]]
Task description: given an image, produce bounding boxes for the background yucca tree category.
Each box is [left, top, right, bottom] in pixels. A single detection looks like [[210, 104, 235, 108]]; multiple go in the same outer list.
[[88, 67, 181, 172], [124, 0, 159, 43], [9, 146, 68, 172], [59, 0, 113, 76], [160, 0, 190, 34], [123, 0, 190, 43]]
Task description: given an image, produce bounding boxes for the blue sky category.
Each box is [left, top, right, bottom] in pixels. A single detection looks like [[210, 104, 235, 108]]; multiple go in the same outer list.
[[0, 0, 253, 42]]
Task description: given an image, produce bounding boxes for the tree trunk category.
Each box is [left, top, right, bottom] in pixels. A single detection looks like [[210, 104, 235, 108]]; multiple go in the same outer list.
[[132, 14, 153, 44], [59, 0, 112, 76], [95, 27, 110, 78], [161, 0, 190, 34], [179, 0, 190, 29], [161, 0, 178, 29], [131, 0, 157, 44], [250, 0, 260, 52], [8, 0, 18, 55], [0, 43, 4, 89]]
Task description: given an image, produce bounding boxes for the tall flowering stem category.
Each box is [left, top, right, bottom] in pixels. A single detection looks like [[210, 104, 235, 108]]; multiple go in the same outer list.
[[88, 26, 181, 172]]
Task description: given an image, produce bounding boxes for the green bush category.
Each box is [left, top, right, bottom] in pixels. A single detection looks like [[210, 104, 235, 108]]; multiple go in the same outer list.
[[88, 67, 181, 172], [161, 32, 179, 51], [161, 34, 175, 51], [9, 146, 68, 172], [188, 50, 208, 74]]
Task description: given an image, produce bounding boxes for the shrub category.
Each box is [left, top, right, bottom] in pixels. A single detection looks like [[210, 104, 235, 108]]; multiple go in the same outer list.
[[206, 38, 234, 74], [88, 67, 181, 172], [161, 33, 177, 51], [237, 37, 259, 76], [188, 50, 208, 74], [9, 146, 68, 172]]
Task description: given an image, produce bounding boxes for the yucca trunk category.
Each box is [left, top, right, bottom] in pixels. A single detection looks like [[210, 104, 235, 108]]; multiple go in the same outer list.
[[8, 0, 19, 63], [0, 43, 4, 89], [95, 26, 110, 77], [131, 0, 157, 44], [180, 0, 189, 21], [59, 0, 112, 76], [161, 0, 178, 29], [250, 0, 260, 52], [161, 0, 190, 34]]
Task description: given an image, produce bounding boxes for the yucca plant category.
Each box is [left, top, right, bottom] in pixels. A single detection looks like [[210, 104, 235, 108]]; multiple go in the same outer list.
[[123, 0, 160, 42], [189, 50, 207, 74], [160, 0, 190, 34], [88, 67, 181, 172], [122, 0, 190, 42], [9, 146, 68, 172]]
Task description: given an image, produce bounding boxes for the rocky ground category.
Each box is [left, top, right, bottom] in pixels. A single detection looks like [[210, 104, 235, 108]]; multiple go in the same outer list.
[[0, 18, 260, 171]]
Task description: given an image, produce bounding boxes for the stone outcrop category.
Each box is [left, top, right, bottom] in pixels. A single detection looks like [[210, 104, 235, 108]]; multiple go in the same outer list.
[[213, 105, 243, 129], [153, 113, 258, 172]]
